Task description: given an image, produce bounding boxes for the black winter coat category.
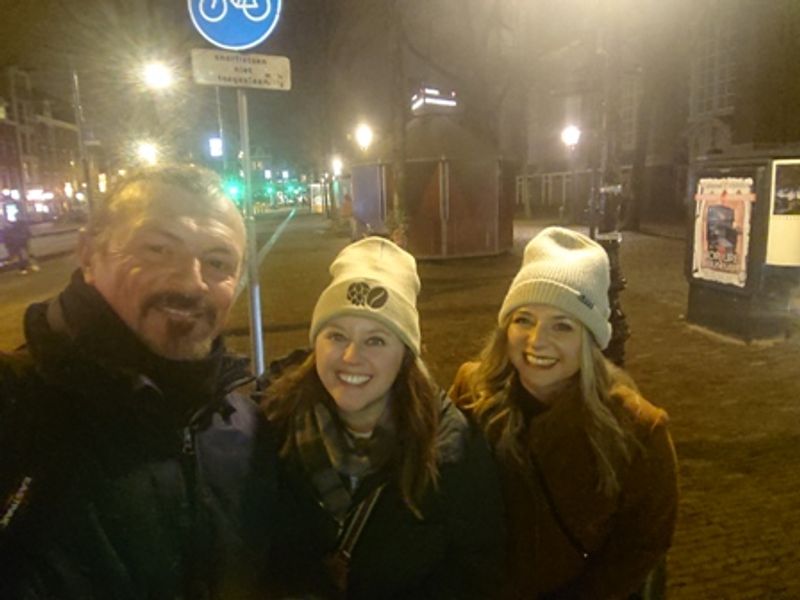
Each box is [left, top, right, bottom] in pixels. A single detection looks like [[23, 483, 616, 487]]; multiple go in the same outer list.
[[262, 364, 506, 599], [0, 296, 275, 600]]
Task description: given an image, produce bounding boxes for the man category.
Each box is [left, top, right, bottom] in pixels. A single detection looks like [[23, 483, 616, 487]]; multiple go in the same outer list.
[[0, 165, 273, 599]]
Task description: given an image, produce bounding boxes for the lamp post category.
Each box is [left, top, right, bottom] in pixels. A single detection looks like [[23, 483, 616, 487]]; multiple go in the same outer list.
[[560, 125, 581, 224], [331, 156, 343, 177], [142, 61, 174, 90], [354, 123, 374, 152], [139, 61, 174, 156], [135, 141, 159, 166], [329, 156, 343, 218], [69, 66, 93, 212]]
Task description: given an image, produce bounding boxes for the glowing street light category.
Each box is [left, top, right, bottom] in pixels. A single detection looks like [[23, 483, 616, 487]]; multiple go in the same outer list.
[[136, 141, 159, 165], [331, 156, 343, 177], [208, 137, 223, 158], [560, 125, 581, 150], [560, 125, 581, 224], [354, 123, 374, 151], [142, 61, 174, 90]]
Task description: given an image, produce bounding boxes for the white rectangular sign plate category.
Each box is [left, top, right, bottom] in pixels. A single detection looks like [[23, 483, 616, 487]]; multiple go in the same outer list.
[[191, 49, 291, 91]]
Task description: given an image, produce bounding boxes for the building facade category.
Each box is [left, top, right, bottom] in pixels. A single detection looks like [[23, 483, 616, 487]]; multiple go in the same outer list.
[[516, 0, 800, 224], [0, 66, 95, 221]]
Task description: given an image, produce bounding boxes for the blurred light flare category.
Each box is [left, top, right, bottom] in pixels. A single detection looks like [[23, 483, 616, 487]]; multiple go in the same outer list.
[[142, 61, 174, 90], [561, 125, 582, 148], [355, 123, 374, 151], [135, 141, 159, 165], [209, 137, 223, 157], [331, 157, 343, 177]]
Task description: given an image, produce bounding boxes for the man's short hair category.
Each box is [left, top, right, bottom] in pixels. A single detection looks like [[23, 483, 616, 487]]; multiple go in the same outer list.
[[86, 164, 241, 248]]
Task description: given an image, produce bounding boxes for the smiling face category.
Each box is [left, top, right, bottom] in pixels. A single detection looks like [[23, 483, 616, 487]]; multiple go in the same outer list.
[[80, 180, 245, 360], [506, 304, 583, 403], [314, 315, 406, 433]]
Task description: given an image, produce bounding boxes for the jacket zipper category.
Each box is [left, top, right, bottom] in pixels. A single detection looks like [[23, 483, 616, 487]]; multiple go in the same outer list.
[[181, 425, 198, 513], [182, 426, 195, 456]]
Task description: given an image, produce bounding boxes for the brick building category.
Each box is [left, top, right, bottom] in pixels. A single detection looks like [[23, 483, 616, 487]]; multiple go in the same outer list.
[[0, 66, 98, 221], [516, 0, 800, 223]]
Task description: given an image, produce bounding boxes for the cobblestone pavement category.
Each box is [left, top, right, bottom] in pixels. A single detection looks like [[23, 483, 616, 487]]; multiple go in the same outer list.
[[243, 215, 800, 599], [2, 213, 798, 598]]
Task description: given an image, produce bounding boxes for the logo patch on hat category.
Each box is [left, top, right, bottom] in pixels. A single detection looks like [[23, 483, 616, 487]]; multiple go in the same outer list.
[[576, 293, 594, 309], [347, 282, 389, 309]]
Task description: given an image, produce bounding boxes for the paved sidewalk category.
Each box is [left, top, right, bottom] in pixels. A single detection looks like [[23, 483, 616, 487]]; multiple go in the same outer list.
[[0, 221, 80, 272], [228, 215, 800, 599], [2, 213, 798, 597]]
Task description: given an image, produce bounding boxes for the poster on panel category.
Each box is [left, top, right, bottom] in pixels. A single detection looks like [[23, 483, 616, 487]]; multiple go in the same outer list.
[[766, 159, 800, 266], [692, 175, 756, 287]]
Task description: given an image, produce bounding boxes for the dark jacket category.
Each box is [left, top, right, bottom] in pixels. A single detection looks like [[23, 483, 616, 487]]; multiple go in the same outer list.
[[4, 220, 31, 250], [0, 284, 275, 599], [261, 354, 506, 600], [450, 362, 679, 600]]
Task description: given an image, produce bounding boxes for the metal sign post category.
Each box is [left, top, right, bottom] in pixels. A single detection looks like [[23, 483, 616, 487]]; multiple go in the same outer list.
[[236, 88, 265, 376], [190, 50, 290, 377], [188, 0, 287, 376]]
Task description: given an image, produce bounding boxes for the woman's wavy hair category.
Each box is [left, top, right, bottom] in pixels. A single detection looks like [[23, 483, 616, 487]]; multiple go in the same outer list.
[[463, 317, 638, 496], [263, 348, 440, 517]]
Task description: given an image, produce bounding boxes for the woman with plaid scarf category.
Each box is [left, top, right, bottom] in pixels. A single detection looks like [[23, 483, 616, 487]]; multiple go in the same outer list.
[[257, 237, 505, 599]]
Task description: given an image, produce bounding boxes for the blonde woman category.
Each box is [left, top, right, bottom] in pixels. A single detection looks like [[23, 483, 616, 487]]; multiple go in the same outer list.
[[450, 227, 678, 599], [259, 236, 505, 599]]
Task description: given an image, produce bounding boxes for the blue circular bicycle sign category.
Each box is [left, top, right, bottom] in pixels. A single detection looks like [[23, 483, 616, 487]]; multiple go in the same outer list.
[[188, 0, 282, 51]]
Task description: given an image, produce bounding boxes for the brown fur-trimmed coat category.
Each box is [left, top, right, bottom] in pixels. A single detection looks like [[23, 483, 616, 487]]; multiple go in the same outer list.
[[449, 362, 678, 599]]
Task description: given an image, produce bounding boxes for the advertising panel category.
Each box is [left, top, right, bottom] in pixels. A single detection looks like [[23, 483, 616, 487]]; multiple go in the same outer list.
[[766, 159, 800, 266], [692, 175, 756, 287]]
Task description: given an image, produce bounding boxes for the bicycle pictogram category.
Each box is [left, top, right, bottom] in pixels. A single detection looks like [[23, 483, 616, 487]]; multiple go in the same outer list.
[[188, 0, 281, 51], [199, 0, 271, 23]]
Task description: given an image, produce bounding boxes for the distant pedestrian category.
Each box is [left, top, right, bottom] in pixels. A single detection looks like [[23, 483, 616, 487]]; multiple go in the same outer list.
[[257, 236, 506, 599], [449, 227, 678, 599], [0, 221, 8, 266], [4, 217, 39, 274], [340, 192, 358, 240]]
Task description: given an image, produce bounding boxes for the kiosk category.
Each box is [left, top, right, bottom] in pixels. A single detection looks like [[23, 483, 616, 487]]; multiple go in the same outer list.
[[686, 157, 800, 340], [350, 114, 515, 259]]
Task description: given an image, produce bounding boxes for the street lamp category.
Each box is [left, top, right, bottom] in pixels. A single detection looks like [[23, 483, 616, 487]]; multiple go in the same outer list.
[[142, 61, 174, 90], [331, 156, 343, 177], [560, 124, 581, 149], [354, 123, 374, 152], [560, 125, 581, 223], [135, 141, 159, 166], [208, 137, 223, 158]]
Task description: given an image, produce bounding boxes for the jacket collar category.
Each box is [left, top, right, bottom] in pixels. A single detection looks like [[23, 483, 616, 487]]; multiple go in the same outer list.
[[23, 271, 252, 425]]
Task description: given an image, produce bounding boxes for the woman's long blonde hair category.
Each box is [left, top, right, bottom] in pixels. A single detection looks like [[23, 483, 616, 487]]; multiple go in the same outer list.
[[263, 349, 440, 517], [463, 319, 638, 496]]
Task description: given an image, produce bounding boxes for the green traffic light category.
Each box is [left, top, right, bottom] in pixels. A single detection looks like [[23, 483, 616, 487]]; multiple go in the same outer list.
[[223, 177, 243, 202]]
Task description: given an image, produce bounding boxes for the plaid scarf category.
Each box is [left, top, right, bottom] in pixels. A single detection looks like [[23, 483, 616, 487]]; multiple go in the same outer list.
[[293, 397, 396, 525]]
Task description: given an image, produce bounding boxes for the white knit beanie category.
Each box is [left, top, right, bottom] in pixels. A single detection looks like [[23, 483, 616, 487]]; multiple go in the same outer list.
[[309, 237, 421, 356], [499, 227, 612, 349]]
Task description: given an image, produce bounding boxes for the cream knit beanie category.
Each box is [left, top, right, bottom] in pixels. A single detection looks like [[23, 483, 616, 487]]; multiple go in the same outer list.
[[309, 237, 421, 356], [499, 227, 612, 349]]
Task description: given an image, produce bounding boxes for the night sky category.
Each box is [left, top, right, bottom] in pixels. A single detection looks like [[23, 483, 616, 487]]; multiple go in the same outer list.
[[0, 0, 338, 172]]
